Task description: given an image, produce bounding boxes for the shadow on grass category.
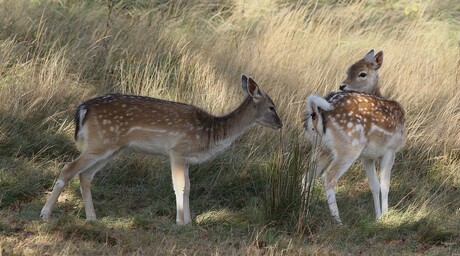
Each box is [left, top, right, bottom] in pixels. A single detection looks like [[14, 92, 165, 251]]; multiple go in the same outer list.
[[302, 142, 460, 248], [0, 110, 78, 208]]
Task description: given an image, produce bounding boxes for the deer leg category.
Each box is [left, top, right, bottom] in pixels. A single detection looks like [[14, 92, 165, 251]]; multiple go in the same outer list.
[[302, 149, 330, 194], [79, 158, 111, 220], [322, 153, 359, 224], [362, 158, 382, 219], [40, 151, 113, 221], [171, 157, 191, 225], [380, 152, 395, 215]]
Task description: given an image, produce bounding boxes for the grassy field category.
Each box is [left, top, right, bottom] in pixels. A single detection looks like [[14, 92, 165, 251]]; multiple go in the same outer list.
[[0, 0, 459, 254]]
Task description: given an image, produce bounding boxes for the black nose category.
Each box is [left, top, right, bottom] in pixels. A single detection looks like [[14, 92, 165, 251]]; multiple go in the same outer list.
[[339, 84, 346, 91]]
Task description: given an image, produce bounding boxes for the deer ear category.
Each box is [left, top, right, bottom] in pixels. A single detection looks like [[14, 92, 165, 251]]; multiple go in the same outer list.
[[363, 49, 375, 62], [241, 74, 249, 96], [374, 50, 383, 70], [241, 75, 262, 101], [247, 77, 262, 101]]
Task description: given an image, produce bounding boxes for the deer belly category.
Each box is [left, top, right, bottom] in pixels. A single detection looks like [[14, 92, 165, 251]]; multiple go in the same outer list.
[[182, 153, 213, 164], [361, 134, 395, 159], [361, 142, 387, 159], [128, 139, 171, 155], [175, 137, 236, 164]]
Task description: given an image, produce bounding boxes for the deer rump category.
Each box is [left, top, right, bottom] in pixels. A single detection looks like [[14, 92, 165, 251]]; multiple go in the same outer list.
[[303, 92, 346, 139], [304, 94, 332, 136]]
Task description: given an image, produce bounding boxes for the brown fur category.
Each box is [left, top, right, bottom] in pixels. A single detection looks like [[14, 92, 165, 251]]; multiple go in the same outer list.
[[324, 92, 405, 135]]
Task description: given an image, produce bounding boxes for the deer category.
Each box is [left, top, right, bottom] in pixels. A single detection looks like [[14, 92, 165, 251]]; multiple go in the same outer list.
[[303, 50, 406, 224], [40, 75, 283, 225]]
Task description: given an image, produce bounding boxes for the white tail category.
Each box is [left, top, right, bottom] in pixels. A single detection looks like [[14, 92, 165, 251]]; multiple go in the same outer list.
[[304, 50, 406, 224], [305, 94, 333, 142], [41, 75, 283, 224]]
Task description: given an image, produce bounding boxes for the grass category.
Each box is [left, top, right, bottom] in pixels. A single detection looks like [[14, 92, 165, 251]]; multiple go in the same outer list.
[[0, 0, 459, 254]]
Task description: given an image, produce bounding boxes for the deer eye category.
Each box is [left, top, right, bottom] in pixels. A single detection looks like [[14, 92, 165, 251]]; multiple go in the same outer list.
[[359, 72, 367, 78], [269, 106, 275, 112]]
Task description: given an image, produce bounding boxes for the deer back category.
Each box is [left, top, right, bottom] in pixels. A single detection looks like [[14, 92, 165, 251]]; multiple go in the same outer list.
[[321, 92, 406, 156], [75, 94, 218, 155]]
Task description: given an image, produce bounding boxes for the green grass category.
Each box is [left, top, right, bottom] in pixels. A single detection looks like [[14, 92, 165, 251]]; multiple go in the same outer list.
[[0, 0, 459, 254]]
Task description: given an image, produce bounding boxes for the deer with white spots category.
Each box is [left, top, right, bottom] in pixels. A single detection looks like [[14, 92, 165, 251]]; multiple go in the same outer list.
[[41, 75, 282, 225], [303, 50, 406, 224]]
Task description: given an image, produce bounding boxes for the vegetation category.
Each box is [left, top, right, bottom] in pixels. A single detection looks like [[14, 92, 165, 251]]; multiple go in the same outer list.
[[0, 0, 459, 254]]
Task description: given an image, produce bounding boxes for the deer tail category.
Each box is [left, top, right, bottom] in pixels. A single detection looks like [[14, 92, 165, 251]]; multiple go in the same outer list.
[[304, 94, 333, 135], [74, 104, 88, 141]]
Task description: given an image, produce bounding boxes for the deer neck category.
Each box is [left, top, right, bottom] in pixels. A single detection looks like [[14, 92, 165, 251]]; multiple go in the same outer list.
[[210, 97, 257, 145], [370, 76, 382, 97]]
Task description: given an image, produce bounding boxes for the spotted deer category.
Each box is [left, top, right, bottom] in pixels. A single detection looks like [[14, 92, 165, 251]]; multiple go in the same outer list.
[[41, 75, 282, 224], [303, 50, 406, 224]]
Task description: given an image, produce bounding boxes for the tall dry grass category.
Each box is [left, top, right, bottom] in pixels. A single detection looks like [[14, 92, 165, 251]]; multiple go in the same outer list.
[[0, 0, 459, 254]]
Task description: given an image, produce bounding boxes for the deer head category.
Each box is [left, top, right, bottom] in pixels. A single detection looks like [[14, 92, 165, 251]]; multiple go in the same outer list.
[[241, 75, 283, 130], [339, 49, 384, 96]]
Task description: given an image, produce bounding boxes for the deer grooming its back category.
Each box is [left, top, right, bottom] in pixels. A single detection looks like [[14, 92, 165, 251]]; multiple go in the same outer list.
[[304, 50, 406, 224], [41, 75, 283, 225]]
